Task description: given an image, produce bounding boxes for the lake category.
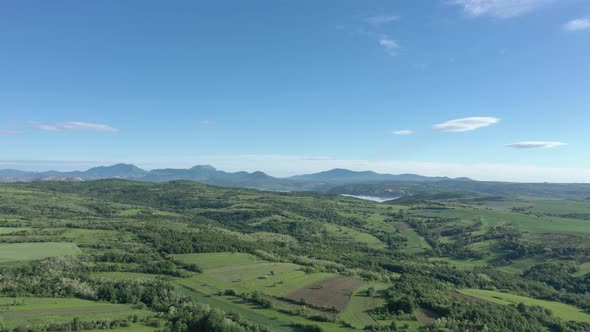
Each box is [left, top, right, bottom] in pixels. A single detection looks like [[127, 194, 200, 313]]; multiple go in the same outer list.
[[340, 194, 399, 203]]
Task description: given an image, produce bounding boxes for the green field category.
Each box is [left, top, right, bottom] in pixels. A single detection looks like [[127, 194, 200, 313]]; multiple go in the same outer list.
[[416, 206, 590, 236], [0, 227, 28, 234], [400, 227, 431, 255], [177, 285, 353, 332], [459, 289, 590, 323], [0, 242, 81, 263], [206, 262, 301, 283], [178, 266, 336, 298], [172, 252, 264, 269], [339, 282, 390, 328], [324, 224, 387, 249], [480, 197, 590, 215], [0, 297, 152, 329]]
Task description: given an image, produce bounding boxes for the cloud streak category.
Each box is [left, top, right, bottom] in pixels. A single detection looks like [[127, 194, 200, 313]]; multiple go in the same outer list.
[[564, 18, 590, 31], [506, 141, 567, 149], [393, 129, 414, 135], [365, 15, 400, 25], [378, 35, 399, 56], [29, 121, 118, 132], [197, 120, 216, 125], [433, 117, 500, 132], [448, 0, 553, 18]]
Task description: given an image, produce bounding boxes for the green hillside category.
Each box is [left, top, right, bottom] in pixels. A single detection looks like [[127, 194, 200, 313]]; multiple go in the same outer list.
[[2, 180, 590, 331]]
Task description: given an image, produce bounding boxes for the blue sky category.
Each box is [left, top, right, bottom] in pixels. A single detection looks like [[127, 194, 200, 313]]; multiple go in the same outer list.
[[1, 0, 590, 182]]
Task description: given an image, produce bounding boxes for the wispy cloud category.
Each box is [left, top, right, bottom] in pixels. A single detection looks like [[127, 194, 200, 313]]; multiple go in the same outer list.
[[393, 129, 414, 135], [564, 18, 590, 31], [378, 35, 400, 56], [506, 141, 567, 149], [365, 15, 400, 25], [448, 0, 553, 18], [29, 121, 118, 132], [433, 117, 500, 132], [197, 120, 216, 125], [0, 130, 24, 136]]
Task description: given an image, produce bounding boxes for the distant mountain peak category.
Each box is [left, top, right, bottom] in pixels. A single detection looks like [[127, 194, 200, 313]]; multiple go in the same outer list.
[[249, 171, 271, 178], [289, 168, 452, 183], [90, 163, 143, 170], [82, 163, 148, 179], [190, 165, 217, 172]]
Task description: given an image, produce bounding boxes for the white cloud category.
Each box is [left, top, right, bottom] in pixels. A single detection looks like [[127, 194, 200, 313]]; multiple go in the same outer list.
[[564, 18, 590, 31], [366, 15, 400, 25], [448, 0, 553, 18], [29, 121, 118, 132], [433, 117, 500, 132], [393, 129, 414, 135], [506, 141, 567, 149], [378, 35, 399, 56]]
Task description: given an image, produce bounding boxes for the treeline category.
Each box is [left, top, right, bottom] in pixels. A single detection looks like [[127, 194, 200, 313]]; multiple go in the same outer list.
[[0, 255, 271, 332], [378, 274, 590, 332]]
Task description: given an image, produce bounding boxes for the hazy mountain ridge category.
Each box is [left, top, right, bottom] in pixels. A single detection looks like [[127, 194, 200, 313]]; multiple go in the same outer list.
[[288, 168, 459, 183], [3, 163, 590, 199], [0, 163, 460, 186]]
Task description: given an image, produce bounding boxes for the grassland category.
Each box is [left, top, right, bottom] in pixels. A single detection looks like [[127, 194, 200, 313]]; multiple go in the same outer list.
[[0, 242, 81, 263], [479, 197, 590, 215], [339, 282, 390, 328], [172, 252, 263, 269], [171, 252, 373, 330], [393, 222, 431, 255], [416, 206, 590, 236], [324, 224, 386, 249], [177, 285, 353, 332], [0, 227, 28, 234], [177, 263, 336, 298], [459, 289, 590, 323], [0, 297, 152, 329]]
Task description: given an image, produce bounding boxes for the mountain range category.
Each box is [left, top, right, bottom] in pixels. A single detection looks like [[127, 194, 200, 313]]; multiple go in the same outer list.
[[0, 163, 466, 190], [3, 163, 590, 200]]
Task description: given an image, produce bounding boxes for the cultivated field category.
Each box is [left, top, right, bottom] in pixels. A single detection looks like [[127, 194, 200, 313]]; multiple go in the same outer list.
[[286, 276, 365, 311]]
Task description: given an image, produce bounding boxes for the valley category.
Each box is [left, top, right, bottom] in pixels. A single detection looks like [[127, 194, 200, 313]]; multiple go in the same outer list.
[[1, 180, 590, 331]]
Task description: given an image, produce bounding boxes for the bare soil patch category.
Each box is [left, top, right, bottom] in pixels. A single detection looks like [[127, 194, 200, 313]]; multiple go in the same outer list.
[[286, 276, 364, 311]]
